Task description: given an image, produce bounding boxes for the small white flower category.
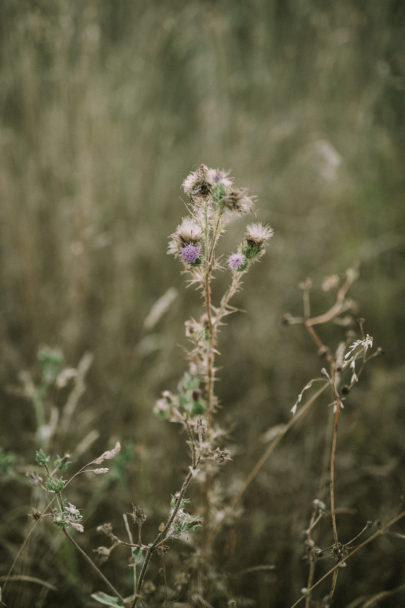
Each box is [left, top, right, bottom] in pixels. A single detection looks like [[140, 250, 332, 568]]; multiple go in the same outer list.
[[222, 188, 255, 215]]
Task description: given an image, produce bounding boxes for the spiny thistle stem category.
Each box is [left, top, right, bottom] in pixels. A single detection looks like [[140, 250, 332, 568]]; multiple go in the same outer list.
[[204, 268, 215, 426], [218, 272, 243, 319], [202, 212, 223, 550], [204, 210, 223, 426]]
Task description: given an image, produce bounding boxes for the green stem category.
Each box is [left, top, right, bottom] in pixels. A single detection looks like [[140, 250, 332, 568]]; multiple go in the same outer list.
[[62, 528, 125, 603], [204, 210, 222, 425], [47, 462, 125, 604], [202, 210, 223, 552]]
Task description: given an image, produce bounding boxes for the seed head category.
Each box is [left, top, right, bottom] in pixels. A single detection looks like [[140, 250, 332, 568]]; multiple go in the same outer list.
[[131, 504, 147, 525], [222, 188, 255, 215], [97, 522, 113, 537], [182, 164, 213, 198], [245, 223, 274, 247], [93, 545, 112, 564]]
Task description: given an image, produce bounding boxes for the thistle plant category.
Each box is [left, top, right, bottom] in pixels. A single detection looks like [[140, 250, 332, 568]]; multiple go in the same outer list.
[[106, 165, 271, 604], [162, 165, 273, 543]]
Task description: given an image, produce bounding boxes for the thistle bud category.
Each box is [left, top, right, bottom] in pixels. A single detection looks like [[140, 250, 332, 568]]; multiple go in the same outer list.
[[243, 223, 273, 258]]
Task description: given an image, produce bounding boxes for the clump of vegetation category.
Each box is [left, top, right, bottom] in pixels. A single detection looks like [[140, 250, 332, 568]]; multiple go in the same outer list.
[[2, 167, 404, 608]]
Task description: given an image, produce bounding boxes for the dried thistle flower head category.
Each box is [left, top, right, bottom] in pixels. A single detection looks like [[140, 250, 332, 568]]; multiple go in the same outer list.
[[221, 188, 255, 215], [245, 223, 274, 246], [182, 164, 213, 198], [93, 545, 112, 565], [131, 504, 147, 525], [168, 217, 203, 257], [177, 217, 203, 244], [97, 522, 113, 537], [182, 165, 234, 205]]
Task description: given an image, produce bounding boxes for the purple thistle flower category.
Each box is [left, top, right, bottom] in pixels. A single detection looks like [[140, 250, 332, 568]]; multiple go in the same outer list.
[[228, 253, 245, 270], [181, 244, 201, 264]]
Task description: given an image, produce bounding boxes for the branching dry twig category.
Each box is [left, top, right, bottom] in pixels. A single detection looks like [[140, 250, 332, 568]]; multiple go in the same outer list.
[[288, 510, 405, 608]]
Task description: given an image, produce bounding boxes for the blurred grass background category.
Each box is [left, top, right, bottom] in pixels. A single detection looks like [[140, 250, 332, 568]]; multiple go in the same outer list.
[[0, 0, 404, 606]]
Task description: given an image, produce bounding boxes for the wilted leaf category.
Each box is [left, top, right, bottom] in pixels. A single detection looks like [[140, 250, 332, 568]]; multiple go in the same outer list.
[[90, 592, 124, 607], [94, 442, 121, 465]]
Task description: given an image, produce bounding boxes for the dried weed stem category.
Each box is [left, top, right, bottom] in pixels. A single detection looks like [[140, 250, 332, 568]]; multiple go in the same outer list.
[[228, 383, 328, 512], [133, 463, 199, 607], [63, 528, 125, 603], [288, 510, 405, 608]]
